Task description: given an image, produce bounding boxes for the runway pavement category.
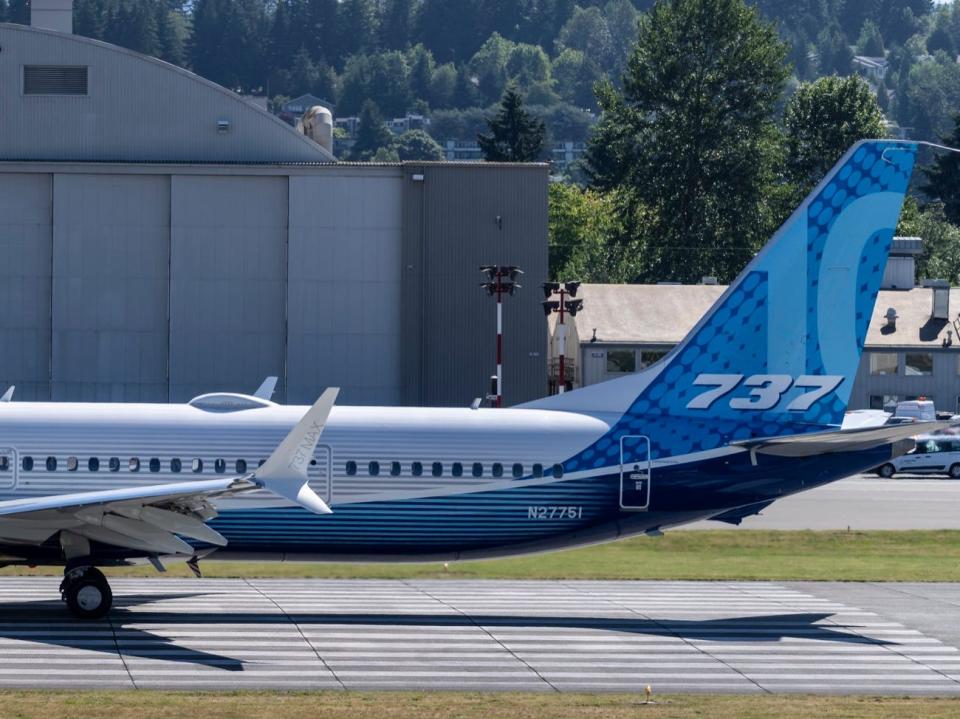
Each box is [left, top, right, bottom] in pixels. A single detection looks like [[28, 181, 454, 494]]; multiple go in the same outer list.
[[0, 578, 959, 694]]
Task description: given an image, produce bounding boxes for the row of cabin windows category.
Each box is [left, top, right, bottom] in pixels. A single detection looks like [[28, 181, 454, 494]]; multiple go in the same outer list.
[[342, 461, 562, 479], [15, 456, 256, 474]]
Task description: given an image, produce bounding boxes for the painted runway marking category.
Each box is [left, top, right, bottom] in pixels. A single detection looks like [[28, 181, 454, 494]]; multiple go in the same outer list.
[[0, 578, 956, 693]]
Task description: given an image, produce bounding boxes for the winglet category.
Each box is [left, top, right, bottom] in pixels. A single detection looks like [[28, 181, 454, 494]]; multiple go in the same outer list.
[[0, 386, 14, 402], [254, 388, 338, 514], [253, 376, 278, 401]]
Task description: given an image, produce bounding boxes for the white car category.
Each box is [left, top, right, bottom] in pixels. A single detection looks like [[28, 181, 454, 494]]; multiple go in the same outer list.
[[875, 435, 960, 478]]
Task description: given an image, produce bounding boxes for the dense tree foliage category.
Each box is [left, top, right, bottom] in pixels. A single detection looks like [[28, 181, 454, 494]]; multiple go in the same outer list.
[[478, 87, 547, 161], [922, 115, 960, 225]]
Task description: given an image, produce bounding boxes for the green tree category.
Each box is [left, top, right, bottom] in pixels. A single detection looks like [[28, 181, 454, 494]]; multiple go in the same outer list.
[[898, 198, 960, 284], [7, 0, 27, 24], [899, 55, 960, 142], [338, 0, 379, 57], [351, 100, 395, 160], [783, 75, 886, 193], [477, 86, 546, 161], [553, 48, 603, 109], [855, 19, 885, 56], [338, 51, 412, 116], [155, 3, 186, 66], [395, 129, 445, 160], [585, 0, 790, 283], [556, 6, 614, 69], [922, 114, 960, 224], [380, 0, 416, 50]]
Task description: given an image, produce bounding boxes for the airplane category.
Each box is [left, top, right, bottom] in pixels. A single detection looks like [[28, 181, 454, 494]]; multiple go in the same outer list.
[[0, 139, 942, 619]]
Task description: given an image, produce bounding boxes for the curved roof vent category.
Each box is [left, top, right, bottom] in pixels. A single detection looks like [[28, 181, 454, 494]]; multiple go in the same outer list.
[[884, 307, 898, 330], [188, 393, 275, 412]]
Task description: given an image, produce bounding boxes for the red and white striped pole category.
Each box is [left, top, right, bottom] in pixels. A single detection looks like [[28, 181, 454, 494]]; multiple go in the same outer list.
[[495, 269, 504, 408]]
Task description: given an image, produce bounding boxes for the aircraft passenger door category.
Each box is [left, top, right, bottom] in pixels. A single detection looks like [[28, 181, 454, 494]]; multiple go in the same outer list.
[[620, 435, 651, 510], [0, 449, 17, 490], [307, 444, 332, 503]]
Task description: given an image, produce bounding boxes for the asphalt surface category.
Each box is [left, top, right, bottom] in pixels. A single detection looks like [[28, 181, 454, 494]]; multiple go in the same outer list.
[[0, 578, 959, 693], [685, 475, 960, 530]]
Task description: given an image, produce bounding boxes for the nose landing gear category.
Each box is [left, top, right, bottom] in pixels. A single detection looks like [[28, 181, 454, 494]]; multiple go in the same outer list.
[[60, 566, 113, 619]]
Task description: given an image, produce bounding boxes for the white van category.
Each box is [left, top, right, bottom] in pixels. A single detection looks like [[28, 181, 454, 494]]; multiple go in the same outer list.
[[875, 434, 960, 478], [891, 400, 936, 422]]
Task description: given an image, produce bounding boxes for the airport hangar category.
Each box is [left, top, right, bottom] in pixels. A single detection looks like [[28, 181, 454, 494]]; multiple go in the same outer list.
[[0, 20, 548, 408]]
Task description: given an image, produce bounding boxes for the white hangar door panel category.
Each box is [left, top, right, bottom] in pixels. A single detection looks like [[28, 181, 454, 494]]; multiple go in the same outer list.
[[0, 174, 52, 400], [52, 174, 170, 402], [169, 176, 288, 402]]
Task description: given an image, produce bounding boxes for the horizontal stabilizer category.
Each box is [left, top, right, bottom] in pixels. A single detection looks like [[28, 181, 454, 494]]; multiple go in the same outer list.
[[732, 421, 952, 458]]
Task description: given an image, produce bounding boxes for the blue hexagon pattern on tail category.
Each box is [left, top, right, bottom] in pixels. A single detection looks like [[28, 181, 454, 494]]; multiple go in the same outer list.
[[537, 141, 918, 473]]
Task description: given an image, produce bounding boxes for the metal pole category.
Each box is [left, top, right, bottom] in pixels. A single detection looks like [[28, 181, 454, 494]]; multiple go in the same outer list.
[[557, 288, 566, 393], [496, 270, 503, 408]]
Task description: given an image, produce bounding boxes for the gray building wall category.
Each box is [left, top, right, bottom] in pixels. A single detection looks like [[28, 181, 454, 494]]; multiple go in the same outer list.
[[0, 161, 548, 407], [850, 348, 960, 413], [0, 23, 332, 163], [401, 163, 549, 407]]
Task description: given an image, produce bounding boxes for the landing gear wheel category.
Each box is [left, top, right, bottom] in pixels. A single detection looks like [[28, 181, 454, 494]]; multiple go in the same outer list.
[[61, 567, 112, 619], [950, 464, 960, 479], [877, 463, 895, 479]]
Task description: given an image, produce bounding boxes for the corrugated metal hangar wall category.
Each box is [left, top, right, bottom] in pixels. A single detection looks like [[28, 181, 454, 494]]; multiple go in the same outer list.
[[0, 162, 548, 408]]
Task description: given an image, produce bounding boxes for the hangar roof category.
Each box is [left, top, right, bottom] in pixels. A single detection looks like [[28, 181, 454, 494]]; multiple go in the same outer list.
[[577, 283, 960, 350], [0, 23, 335, 163]]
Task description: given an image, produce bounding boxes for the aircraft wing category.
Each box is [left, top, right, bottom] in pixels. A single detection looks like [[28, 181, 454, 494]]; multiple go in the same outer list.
[[731, 421, 952, 459], [0, 388, 340, 558]]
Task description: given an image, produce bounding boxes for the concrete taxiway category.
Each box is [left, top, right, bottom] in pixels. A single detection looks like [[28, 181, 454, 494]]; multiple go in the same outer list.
[[0, 578, 958, 693]]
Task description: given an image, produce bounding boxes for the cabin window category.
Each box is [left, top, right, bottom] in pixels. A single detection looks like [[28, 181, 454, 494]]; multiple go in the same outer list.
[[346, 461, 357, 476], [149, 458, 161, 473], [905, 353, 933, 376], [452, 462, 463, 477], [0, 456, 8, 471], [109, 457, 120, 472], [171, 458, 182, 473], [532, 463, 543, 478], [236, 459, 247, 474], [512, 463, 523, 478], [214, 458, 226, 474], [191, 458, 203, 473], [67, 456, 78, 472], [492, 463, 503, 478], [411, 461, 423, 477], [258, 459, 266, 467], [606, 350, 636, 374], [552, 463, 564, 478], [22, 456, 33, 471], [869, 352, 899, 376], [390, 461, 401, 477], [129, 458, 140, 472], [88, 457, 99, 472], [472, 462, 483, 477], [432, 462, 443, 477], [46, 457, 57, 472], [368, 461, 380, 476]]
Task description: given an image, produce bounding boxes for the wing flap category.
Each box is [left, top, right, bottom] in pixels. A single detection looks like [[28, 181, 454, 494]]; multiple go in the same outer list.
[[732, 421, 952, 458]]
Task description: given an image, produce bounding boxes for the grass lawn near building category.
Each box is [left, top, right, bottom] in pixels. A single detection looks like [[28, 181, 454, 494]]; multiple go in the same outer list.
[[2, 530, 959, 582]]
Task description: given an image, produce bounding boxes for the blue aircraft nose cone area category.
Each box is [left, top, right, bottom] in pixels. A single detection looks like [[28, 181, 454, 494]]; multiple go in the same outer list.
[[562, 140, 918, 473]]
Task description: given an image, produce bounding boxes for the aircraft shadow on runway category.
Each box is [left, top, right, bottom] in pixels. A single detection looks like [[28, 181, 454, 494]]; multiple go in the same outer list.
[[0, 590, 895, 672]]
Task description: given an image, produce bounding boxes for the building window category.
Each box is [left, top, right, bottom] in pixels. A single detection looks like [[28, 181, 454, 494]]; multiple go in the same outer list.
[[432, 462, 443, 477], [345, 461, 357, 476], [171, 458, 182, 473], [870, 394, 899, 410], [512, 463, 524, 478], [606, 350, 636, 374], [109, 457, 120, 472], [46, 457, 57, 472], [472, 462, 483, 477], [869, 352, 899, 376], [412, 461, 423, 477], [390, 461, 401, 477], [22, 456, 33, 472], [67, 457, 78, 472], [451, 462, 463, 477], [150, 458, 161, 473], [88, 457, 99, 472], [236, 459, 247, 474], [640, 350, 668, 369], [905, 353, 933, 376], [368, 461, 380, 476], [23, 65, 88, 95]]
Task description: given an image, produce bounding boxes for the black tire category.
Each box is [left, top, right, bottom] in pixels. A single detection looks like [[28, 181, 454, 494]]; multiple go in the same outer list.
[[877, 463, 895, 479], [950, 464, 960, 479], [64, 569, 112, 620]]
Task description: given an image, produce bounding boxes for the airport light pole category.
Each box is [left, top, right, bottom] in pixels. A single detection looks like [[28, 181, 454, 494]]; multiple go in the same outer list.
[[542, 281, 583, 394], [480, 265, 522, 407]]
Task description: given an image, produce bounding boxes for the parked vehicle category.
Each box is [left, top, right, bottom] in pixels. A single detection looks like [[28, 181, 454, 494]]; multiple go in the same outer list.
[[875, 435, 960, 478]]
